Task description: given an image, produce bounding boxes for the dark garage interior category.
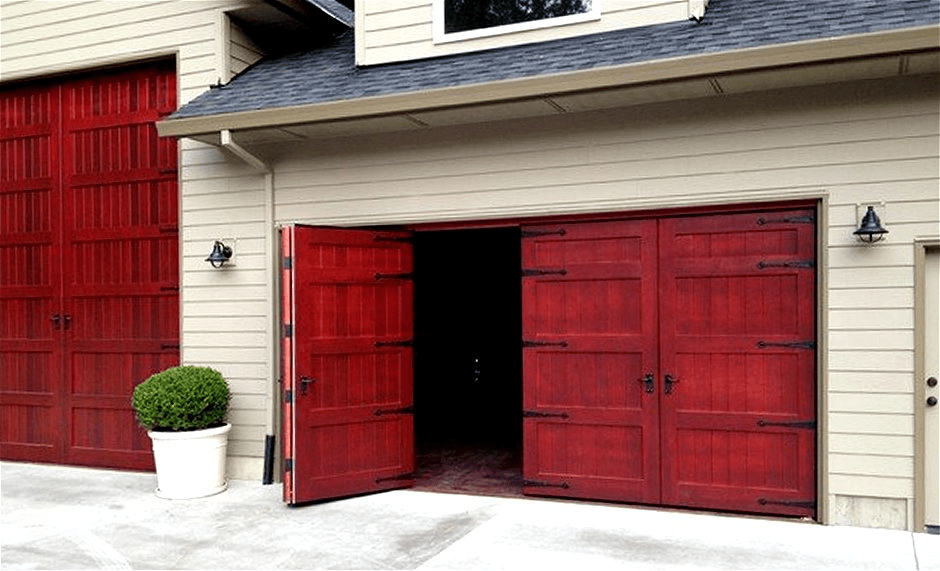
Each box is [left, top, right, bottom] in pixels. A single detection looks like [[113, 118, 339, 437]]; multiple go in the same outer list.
[[412, 227, 523, 497]]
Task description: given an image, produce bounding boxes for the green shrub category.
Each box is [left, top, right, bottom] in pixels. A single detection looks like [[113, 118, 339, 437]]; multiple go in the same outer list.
[[132, 366, 230, 432]]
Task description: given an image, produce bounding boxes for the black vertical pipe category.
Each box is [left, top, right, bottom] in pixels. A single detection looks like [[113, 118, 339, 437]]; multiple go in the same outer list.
[[262, 434, 275, 485]]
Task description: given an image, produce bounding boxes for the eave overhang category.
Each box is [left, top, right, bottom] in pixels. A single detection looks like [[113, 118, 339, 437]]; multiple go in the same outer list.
[[157, 25, 940, 139]]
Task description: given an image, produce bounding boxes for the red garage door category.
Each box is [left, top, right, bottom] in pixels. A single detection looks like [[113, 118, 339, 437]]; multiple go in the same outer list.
[[0, 61, 179, 470], [522, 206, 817, 517], [281, 225, 415, 504]]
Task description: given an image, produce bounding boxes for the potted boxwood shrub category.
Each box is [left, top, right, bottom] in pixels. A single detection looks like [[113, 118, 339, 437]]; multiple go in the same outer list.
[[132, 365, 232, 499]]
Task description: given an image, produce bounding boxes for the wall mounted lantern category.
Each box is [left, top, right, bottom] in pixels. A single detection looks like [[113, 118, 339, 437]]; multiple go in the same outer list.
[[853, 205, 888, 244], [206, 240, 233, 268]]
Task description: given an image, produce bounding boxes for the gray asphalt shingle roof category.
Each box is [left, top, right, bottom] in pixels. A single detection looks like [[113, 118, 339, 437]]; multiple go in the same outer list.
[[170, 0, 939, 120]]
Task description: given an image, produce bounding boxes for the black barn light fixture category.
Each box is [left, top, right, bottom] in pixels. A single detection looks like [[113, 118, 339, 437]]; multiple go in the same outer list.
[[206, 240, 233, 268], [854, 205, 889, 244]]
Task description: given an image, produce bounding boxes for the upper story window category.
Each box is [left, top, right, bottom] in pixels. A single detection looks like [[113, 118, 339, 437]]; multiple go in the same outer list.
[[435, 0, 600, 43]]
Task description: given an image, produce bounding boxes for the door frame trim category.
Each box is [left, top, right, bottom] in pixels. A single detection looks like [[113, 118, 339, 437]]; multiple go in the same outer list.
[[914, 237, 940, 532]]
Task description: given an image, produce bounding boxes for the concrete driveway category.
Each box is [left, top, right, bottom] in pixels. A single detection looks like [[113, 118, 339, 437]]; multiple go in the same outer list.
[[1, 461, 937, 570]]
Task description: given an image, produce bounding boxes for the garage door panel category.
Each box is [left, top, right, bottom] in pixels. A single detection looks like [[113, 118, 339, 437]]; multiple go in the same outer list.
[[524, 420, 658, 502], [525, 278, 645, 335], [0, 404, 57, 458], [298, 352, 412, 410], [529, 422, 646, 479], [526, 350, 646, 410], [672, 352, 812, 414], [676, 429, 804, 488]]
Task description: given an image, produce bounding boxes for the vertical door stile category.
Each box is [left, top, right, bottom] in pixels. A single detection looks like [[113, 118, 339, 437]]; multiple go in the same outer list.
[[281, 227, 296, 503]]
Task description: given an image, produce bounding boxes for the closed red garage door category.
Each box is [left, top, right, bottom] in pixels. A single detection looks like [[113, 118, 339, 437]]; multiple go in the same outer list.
[[0, 60, 179, 470], [522, 206, 817, 517]]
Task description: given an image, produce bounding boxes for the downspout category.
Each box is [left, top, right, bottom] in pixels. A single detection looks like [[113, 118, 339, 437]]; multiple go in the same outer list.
[[219, 129, 279, 485]]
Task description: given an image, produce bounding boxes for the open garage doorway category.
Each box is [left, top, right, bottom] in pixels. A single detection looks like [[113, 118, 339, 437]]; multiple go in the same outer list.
[[412, 228, 524, 497]]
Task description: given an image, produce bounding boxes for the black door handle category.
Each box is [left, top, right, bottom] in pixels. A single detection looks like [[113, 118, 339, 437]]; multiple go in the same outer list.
[[299, 376, 316, 395], [637, 373, 654, 394], [664, 374, 679, 395], [51, 314, 61, 330]]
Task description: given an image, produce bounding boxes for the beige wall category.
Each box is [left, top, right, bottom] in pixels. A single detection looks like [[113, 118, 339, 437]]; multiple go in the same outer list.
[[355, 0, 690, 66], [1, 0, 271, 480], [241, 73, 936, 527]]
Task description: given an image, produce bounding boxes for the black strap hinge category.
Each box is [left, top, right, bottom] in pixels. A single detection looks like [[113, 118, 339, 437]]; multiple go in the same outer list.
[[757, 215, 815, 225], [374, 272, 414, 280], [375, 471, 415, 483], [374, 405, 414, 416], [757, 340, 816, 350], [523, 340, 568, 348], [375, 339, 414, 348], [523, 410, 569, 419], [523, 479, 570, 489], [757, 260, 815, 269], [522, 268, 567, 277], [757, 419, 816, 429], [283, 257, 292, 270], [284, 459, 293, 472], [284, 390, 293, 404], [758, 497, 815, 509], [283, 324, 293, 338], [521, 228, 566, 238]]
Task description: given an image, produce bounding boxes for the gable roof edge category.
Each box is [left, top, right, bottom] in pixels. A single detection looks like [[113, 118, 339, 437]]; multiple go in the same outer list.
[[158, 24, 939, 138]]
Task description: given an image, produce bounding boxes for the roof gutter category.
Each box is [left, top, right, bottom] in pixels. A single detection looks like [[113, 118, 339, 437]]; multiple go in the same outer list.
[[158, 25, 939, 138]]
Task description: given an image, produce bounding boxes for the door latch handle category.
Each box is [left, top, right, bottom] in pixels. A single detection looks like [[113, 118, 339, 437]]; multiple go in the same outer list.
[[638, 373, 654, 394], [51, 314, 61, 330], [299, 376, 316, 395], [664, 374, 679, 395], [63, 314, 72, 330]]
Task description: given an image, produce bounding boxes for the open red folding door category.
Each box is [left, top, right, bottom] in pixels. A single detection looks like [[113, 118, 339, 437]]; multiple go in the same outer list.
[[281, 226, 415, 504]]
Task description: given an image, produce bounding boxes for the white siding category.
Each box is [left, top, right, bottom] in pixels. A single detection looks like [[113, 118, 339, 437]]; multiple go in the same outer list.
[[228, 17, 264, 80], [1, 0, 273, 480], [356, 0, 689, 66], [262, 73, 939, 524]]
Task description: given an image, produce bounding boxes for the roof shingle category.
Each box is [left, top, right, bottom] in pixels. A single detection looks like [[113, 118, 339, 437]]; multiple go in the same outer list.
[[170, 0, 939, 120]]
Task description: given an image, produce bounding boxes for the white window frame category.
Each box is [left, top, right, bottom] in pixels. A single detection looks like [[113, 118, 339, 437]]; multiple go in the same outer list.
[[433, 0, 602, 44]]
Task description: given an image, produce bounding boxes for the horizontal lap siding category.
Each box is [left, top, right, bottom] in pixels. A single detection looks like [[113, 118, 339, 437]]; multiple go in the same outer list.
[[180, 153, 270, 478], [357, 0, 688, 66], [271, 74, 940, 507], [2, 0, 270, 478]]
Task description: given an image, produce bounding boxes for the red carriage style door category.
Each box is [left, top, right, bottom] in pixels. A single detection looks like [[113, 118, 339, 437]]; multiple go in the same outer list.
[[1, 62, 179, 469], [658, 209, 817, 517], [282, 226, 415, 504], [521, 220, 661, 503], [0, 82, 62, 463], [521, 207, 816, 517]]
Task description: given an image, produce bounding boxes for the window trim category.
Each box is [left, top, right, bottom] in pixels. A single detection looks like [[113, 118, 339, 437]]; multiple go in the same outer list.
[[432, 0, 602, 45]]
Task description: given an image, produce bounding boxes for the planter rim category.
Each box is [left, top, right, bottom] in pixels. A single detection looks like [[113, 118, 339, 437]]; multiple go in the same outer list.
[[147, 423, 231, 440]]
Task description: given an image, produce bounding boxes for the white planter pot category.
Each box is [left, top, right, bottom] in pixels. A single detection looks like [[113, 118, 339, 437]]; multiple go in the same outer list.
[[148, 423, 231, 499]]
